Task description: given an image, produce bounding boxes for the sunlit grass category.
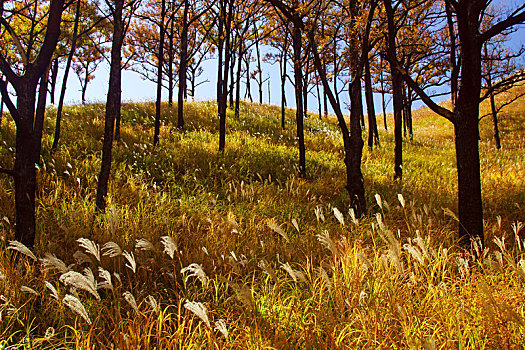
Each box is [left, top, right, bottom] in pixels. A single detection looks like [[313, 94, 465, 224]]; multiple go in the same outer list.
[[0, 95, 524, 348]]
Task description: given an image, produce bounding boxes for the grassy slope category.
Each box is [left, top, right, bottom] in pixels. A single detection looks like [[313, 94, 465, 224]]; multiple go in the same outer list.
[[0, 94, 524, 348]]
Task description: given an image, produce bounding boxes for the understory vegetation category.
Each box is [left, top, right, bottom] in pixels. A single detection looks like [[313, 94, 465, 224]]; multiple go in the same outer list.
[[0, 98, 524, 349]]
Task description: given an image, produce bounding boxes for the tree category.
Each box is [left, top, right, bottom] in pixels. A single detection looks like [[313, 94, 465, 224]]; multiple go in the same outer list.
[[0, 0, 67, 248], [390, 0, 525, 245], [95, 0, 140, 213]]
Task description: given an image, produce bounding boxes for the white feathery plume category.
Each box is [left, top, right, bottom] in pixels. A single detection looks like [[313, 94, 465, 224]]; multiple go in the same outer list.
[[83, 268, 97, 289], [40, 253, 68, 273], [63, 294, 91, 325], [20, 285, 39, 296], [0, 267, 4, 281], [59, 271, 100, 301], [214, 319, 229, 341], [145, 295, 159, 315], [442, 207, 459, 221], [512, 221, 523, 251], [316, 230, 339, 256], [122, 251, 136, 274], [73, 250, 92, 265], [45, 281, 59, 300], [403, 243, 425, 266], [97, 267, 113, 291], [349, 208, 359, 225], [267, 220, 290, 243], [77, 238, 100, 263], [281, 262, 306, 282], [160, 236, 178, 259], [314, 206, 325, 222], [375, 194, 383, 210], [333, 207, 344, 226], [397, 193, 405, 208], [123, 291, 139, 315], [136, 238, 155, 252], [184, 300, 211, 328], [291, 219, 300, 233], [181, 263, 209, 286], [7, 241, 37, 261], [101, 241, 122, 258]]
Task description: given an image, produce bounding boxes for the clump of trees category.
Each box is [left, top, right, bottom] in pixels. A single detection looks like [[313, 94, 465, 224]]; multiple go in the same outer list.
[[0, 0, 524, 249]]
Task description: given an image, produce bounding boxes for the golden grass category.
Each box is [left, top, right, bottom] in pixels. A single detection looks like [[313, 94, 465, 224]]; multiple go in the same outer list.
[[0, 95, 524, 348]]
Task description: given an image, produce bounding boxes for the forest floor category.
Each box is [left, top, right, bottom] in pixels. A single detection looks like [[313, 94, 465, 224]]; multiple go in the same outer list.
[[0, 93, 524, 349]]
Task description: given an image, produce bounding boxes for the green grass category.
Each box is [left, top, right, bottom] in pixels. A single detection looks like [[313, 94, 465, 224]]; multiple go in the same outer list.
[[0, 96, 524, 349]]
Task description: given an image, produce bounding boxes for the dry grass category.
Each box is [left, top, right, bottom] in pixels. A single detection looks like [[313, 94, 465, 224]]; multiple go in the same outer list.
[[0, 95, 524, 348]]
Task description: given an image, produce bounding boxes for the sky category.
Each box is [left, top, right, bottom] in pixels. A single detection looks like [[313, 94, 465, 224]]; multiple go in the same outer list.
[[61, 3, 525, 116]]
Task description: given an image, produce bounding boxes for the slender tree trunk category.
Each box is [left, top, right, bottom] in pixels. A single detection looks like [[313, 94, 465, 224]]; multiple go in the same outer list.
[[302, 62, 309, 119], [384, 0, 403, 180], [445, 0, 458, 106], [244, 55, 253, 102], [96, 0, 124, 213], [380, 55, 388, 131], [49, 57, 59, 104], [153, 0, 167, 145], [218, 0, 232, 152], [307, 29, 366, 216], [0, 77, 4, 127], [229, 49, 235, 109], [316, 78, 321, 120], [168, 10, 174, 108], [364, 56, 379, 148], [81, 65, 89, 104], [280, 40, 288, 129], [51, 0, 81, 152], [489, 89, 501, 149], [256, 31, 263, 104], [177, 0, 188, 130], [406, 86, 413, 140], [234, 44, 243, 119], [292, 25, 306, 178]]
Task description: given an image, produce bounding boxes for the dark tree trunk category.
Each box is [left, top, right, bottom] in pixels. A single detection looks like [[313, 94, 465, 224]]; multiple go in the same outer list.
[[445, 0, 459, 106], [234, 43, 243, 119], [292, 25, 306, 178], [384, 0, 403, 180], [302, 62, 309, 119], [153, 0, 167, 145], [364, 56, 379, 148], [255, 35, 263, 104], [406, 86, 413, 140], [51, 0, 81, 152], [280, 38, 288, 129], [489, 90, 501, 149], [229, 49, 235, 109], [0, 77, 4, 127], [316, 79, 321, 120], [49, 57, 59, 104], [244, 55, 253, 102], [168, 9, 174, 108], [454, 3, 484, 244], [96, 0, 124, 213], [380, 55, 388, 131], [0, 0, 65, 248], [307, 29, 366, 216], [81, 64, 89, 104], [218, 0, 232, 152]]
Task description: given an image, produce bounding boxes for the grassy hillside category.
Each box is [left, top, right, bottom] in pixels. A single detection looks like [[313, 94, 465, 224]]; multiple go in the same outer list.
[[0, 96, 524, 348]]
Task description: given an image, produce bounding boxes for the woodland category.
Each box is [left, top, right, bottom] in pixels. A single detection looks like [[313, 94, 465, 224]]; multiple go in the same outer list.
[[0, 0, 524, 348]]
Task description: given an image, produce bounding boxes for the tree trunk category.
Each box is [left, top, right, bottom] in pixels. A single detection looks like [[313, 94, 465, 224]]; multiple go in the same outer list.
[[364, 56, 379, 148], [229, 49, 235, 109], [234, 44, 243, 119], [51, 0, 81, 152], [244, 55, 253, 102], [384, 0, 403, 180], [255, 37, 263, 104], [177, 0, 188, 130], [280, 39, 288, 129], [96, 0, 124, 213], [380, 55, 388, 131], [292, 25, 306, 178], [168, 9, 174, 108], [153, 0, 167, 145], [49, 57, 59, 104], [307, 29, 366, 216], [454, 3, 484, 244]]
